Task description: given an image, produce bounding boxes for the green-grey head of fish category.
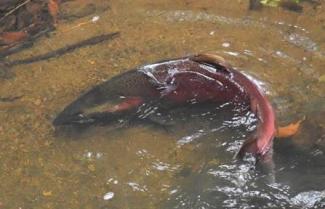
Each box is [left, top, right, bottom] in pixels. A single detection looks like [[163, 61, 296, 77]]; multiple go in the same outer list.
[[53, 84, 120, 126]]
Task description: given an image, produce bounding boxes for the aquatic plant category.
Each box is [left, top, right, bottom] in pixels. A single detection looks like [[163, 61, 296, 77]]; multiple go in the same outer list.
[[260, 0, 301, 7]]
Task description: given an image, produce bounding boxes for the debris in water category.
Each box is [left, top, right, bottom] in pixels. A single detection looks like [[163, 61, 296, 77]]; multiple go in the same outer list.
[[103, 192, 114, 200]]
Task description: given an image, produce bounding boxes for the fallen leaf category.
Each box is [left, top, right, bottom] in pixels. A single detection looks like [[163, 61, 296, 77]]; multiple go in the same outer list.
[[319, 74, 325, 82], [48, 0, 60, 24], [0, 31, 28, 45], [42, 191, 52, 196], [276, 118, 304, 138], [87, 60, 95, 64]]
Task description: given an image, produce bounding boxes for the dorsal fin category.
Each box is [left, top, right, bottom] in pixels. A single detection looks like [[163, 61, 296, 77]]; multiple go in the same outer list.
[[189, 53, 232, 75]]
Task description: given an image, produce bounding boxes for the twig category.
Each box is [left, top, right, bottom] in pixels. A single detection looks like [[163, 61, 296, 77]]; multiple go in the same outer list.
[[5, 32, 120, 67], [0, 25, 54, 58], [61, 16, 100, 33], [0, 0, 32, 23], [0, 95, 23, 102]]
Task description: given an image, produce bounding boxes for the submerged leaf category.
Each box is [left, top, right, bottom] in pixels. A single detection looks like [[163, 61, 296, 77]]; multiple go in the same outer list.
[[48, 0, 60, 24], [260, 0, 301, 7], [0, 31, 28, 45], [276, 119, 304, 138], [42, 191, 53, 196], [319, 74, 325, 82], [260, 0, 281, 7]]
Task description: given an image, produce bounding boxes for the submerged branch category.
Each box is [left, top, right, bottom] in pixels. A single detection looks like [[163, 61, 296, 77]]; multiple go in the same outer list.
[[0, 95, 23, 102], [0, 0, 32, 23]]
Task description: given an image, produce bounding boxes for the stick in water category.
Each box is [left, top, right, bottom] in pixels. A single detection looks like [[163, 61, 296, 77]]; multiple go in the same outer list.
[[6, 32, 120, 67]]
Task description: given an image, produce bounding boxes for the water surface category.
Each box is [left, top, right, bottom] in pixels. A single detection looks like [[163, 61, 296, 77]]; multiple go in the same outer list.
[[0, 0, 324, 208]]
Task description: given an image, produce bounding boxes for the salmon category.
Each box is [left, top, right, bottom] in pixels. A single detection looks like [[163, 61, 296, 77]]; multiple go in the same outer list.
[[53, 53, 276, 160]]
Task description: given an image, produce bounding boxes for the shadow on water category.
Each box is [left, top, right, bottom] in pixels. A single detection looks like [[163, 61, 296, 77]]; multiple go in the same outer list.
[[54, 101, 254, 143]]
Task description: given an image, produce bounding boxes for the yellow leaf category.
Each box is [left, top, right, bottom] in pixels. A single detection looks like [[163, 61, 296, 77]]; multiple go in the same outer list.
[[319, 74, 325, 82], [43, 191, 52, 196]]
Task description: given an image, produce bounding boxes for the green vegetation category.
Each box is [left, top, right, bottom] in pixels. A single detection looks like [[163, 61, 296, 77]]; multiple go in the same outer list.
[[260, 0, 301, 7]]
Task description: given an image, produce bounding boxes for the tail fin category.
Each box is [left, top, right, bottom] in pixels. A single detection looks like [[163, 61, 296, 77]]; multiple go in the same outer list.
[[236, 133, 274, 160], [236, 135, 259, 159]]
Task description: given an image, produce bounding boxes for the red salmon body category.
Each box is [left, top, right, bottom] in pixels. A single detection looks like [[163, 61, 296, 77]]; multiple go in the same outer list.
[[53, 53, 276, 160]]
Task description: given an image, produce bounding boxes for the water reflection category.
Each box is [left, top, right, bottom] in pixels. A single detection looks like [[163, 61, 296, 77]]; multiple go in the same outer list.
[[164, 151, 325, 208]]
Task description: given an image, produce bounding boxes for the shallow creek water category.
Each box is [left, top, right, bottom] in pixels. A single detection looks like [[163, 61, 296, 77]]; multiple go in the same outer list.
[[0, 0, 324, 208]]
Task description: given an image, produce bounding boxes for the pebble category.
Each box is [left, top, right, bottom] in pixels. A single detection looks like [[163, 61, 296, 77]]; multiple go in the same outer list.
[[92, 16, 99, 22], [34, 99, 42, 106], [222, 42, 230, 48], [103, 192, 114, 200]]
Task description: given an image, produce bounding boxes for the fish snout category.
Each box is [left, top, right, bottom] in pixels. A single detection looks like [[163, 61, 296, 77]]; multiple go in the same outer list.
[[53, 111, 94, 126]]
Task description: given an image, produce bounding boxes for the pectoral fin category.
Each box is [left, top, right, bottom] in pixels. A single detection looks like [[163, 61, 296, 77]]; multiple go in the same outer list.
[[190, 53, 231, 74]]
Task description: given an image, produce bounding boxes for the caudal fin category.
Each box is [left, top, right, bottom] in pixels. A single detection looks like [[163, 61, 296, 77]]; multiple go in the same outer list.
[[236, 136, 259, 159]]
